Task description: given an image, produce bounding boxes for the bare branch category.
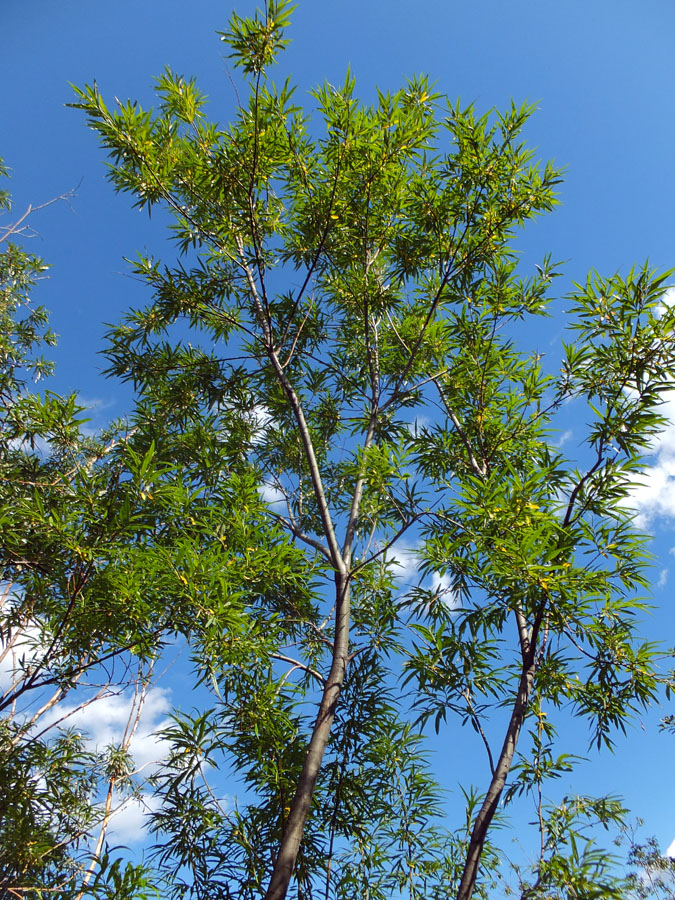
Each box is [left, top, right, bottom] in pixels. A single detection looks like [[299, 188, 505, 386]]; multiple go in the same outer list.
[[0, 187, 79, 246], [267, 510, 332, 562], [272, 653, 326, 687]]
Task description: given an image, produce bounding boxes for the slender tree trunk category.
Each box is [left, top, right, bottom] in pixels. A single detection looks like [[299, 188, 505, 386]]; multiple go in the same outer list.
[[456, 659, 536, 900], [261, 337, 375, 899], [263, 573, 351, 900]]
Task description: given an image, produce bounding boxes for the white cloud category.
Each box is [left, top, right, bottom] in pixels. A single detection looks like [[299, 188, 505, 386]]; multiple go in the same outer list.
[[106, 791, 163, 846], [557, 429, 573, 448], [8, 434, 51, 457], [0, 602, 43, 694], [39, 686, 173, 774], [627, 391, 675, 527], [407, 415, 431, 436], [430, 571, 459, 609], [390, 544, 421, 584], [388, 545, 458, 608], [657, 568, 669, 589], [249, 404, 272, 446], [655, 286, 675, 319], [259, 481, 286, 507], [78, 395, 117, 414], [35, 685, 170, 847], [667, 836, 675, 859]]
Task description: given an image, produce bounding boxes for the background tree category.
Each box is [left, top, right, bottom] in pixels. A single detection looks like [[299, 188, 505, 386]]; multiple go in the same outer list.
[[0, 160, 174, 897], [0, 162, 288, 899], [68, 2, 675, 898]]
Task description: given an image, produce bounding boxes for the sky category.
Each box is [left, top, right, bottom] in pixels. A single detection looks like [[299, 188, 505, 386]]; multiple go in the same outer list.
[[3, 0, 675, 876]]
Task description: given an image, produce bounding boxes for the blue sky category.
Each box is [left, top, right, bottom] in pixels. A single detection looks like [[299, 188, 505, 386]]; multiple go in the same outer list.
[[3, 0, 675, 393], [3, 0, 675, 874]]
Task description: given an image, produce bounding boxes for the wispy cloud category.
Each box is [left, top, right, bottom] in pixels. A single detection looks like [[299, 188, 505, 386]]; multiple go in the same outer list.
[[626, 287, 675, 528], [430, 570, 459, 610], [557, 428, 573, 448], [0, 594, 43, 693], [389, 544, 421, 585], [389, 544, 458, 608], [78, 395, 118, 414], [656, 286, 675, 319], [249, 403, 272, 446]]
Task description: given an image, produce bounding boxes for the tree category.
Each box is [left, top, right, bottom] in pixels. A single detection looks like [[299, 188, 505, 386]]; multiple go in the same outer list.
[[0, 160, 173, 897], [0, 162, 268, 898], [65, 2, 675, 897], [624, 830, 675, 899]]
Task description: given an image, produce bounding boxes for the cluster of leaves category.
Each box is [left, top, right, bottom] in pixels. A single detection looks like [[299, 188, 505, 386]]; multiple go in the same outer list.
[[0, 147, 329, 899], [0, 164, 167, 897]]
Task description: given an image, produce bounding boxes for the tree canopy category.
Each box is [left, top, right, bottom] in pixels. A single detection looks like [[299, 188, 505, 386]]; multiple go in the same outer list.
[[3, 2, 675, 898]]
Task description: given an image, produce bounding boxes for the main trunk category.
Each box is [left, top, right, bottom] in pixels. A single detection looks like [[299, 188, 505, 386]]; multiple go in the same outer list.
[[455, 661, 536, 900], [263, 574, 351, 900]]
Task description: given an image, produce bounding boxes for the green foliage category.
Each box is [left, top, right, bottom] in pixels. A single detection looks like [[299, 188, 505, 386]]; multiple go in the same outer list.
[[68, 7, 675, 895], [3, 3, 673, 898], [0, 163, 294, 898], [219, 0, 296, 76], [624, 831, 675, 900], [0, 162, 169, 897]]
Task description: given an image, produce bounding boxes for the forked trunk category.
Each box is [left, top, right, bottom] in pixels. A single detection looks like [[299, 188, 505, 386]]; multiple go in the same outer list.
[[456, 661, 536, 900]]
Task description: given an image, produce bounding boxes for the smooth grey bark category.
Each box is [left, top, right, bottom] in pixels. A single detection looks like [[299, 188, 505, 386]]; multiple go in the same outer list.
[[456, 601, 543, 900]]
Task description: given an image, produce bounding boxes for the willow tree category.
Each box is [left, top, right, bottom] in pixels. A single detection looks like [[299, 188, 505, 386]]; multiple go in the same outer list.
[[72, 3, 675, 898]]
